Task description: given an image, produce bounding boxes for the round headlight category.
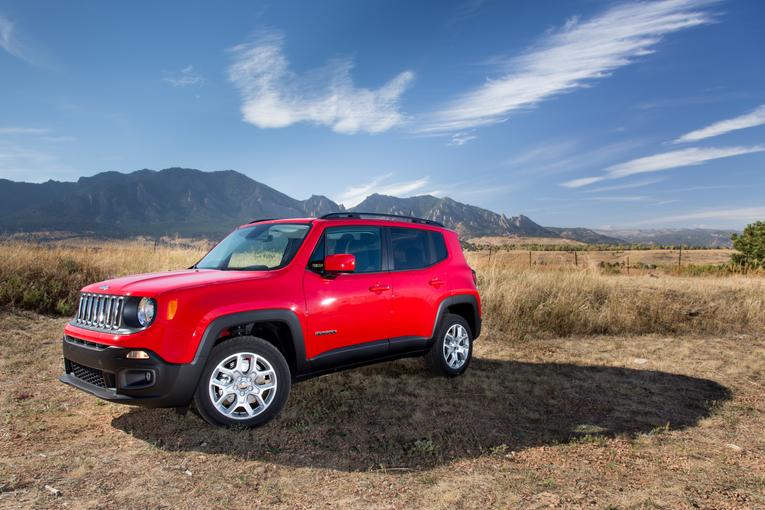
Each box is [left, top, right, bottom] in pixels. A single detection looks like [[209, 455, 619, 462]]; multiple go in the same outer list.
[[137, 297, 156, 327]]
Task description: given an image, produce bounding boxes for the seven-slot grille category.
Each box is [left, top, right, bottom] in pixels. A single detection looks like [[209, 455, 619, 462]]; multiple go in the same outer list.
[[75, 293, 125, 331]]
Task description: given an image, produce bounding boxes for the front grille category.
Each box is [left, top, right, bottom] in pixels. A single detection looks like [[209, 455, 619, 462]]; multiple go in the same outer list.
[[69, 361, 114, 389], [75, 293, 124, 331], [65, 335, 108, 350]]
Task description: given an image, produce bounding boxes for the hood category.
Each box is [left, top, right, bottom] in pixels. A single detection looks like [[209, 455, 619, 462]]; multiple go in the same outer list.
[[81, 269, 274, 296]]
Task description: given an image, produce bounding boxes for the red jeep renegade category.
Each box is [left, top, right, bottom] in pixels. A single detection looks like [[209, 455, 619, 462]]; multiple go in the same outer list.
[[60, 213, 481, 427]]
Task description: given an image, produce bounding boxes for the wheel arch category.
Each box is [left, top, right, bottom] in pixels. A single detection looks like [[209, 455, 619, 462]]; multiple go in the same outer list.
[[193, 309, 307, 377], [431, 295, 481, 340]]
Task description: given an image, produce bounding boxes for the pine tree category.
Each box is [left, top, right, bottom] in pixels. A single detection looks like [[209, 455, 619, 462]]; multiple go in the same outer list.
[[731, 221, 765, 269]]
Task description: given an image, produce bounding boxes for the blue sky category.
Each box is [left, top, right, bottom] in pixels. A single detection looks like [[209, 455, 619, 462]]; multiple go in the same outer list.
[[0, 0, 763, 229]]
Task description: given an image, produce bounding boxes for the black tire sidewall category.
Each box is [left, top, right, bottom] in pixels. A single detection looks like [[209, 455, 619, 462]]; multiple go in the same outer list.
[[194, 336, 291, 428], [431, 313, 473, 376]]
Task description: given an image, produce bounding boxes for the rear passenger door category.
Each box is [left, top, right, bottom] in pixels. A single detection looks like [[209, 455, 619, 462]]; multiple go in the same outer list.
[[387, 227, 450, 345]]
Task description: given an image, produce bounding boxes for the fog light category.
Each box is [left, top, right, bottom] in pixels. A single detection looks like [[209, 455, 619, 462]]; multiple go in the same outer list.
[[126, 350, 150, 360]]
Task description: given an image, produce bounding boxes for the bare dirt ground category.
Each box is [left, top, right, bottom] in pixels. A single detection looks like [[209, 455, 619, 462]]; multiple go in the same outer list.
[[1, 310, 763, 509]]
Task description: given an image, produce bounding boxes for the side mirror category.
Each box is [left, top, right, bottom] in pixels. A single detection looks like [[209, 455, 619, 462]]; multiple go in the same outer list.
[[324, 253, 356, 273]]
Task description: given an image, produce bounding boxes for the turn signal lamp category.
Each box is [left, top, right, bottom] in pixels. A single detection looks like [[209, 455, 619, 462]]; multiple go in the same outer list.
[[167, 299, 178, 320]]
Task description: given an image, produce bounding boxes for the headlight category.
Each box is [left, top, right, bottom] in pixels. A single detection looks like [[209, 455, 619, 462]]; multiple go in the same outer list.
[[137, 297, 156, 327]]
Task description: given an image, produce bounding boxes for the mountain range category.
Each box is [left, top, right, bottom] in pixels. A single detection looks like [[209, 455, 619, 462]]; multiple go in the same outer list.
[[0, 168, 736, 246]]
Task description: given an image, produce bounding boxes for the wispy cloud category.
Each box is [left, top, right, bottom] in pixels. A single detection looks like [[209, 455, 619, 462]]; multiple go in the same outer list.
[[418, 0, 717, 133], [562, 145, 765, 188], [673, 104, 765, 143], [672, 184, 738, 192], [561, 176, 605, 188], [447, 0, 487, 27], [228, 31, 415, 134], [0, 144, 72, 181], [0, 15, 24, 61], [0, 127, 51, 135], [42, 135, 76, 143], [162, 65, 205, 87], [335, 174, 429, 207], [638, 206, 765, 225], [588, 195, 647, 202], [508, 139, 645, 178], [448, 131, 478, 146], [585, 177, 666, 193]]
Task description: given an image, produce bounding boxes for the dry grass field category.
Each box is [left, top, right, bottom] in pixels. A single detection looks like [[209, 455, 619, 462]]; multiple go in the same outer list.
[[470, 248, 735, 272], [0, 239, 764, 509]]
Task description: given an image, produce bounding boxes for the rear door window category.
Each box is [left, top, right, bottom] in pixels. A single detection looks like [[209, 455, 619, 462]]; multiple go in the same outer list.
[[390, 227, 447, 270]]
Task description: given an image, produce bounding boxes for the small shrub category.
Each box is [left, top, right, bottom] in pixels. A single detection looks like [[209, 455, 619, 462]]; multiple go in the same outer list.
[[409, 438, 439, 456]]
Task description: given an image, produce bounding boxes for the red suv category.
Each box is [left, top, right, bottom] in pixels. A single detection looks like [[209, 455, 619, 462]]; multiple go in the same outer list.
[[60, 213, 481, 427]]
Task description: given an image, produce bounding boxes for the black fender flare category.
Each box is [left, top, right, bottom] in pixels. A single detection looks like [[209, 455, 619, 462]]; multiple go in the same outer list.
[[191, 309, 308, 376], [430, 294, 482, 340]]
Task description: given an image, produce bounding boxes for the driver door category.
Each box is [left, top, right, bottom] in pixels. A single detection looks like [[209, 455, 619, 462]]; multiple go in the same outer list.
[[302, 226, 392, 362]]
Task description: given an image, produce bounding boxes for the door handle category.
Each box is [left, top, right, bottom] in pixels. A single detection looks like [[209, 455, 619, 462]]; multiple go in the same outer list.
[[428, 277, 445, 288], [369, 283, 391, 293]]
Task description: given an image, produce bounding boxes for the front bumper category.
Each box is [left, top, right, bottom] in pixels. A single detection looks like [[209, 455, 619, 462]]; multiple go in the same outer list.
[[59, 336, 201, 408]]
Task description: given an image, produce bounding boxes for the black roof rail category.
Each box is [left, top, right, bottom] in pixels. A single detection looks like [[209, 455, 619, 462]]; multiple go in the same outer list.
[[247, 218, 276, 224], [319, 212, 444, 227]]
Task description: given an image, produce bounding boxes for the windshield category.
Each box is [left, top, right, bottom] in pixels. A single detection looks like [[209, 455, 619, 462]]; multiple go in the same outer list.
[[196, 223, 311, 271]]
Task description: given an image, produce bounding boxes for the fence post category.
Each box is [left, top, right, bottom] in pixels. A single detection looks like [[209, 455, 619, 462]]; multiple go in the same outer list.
[[678, 246, 682, 268], [529, 250, 532, 268], [574, 251, 578, 267], [627, 255, 630, 275]]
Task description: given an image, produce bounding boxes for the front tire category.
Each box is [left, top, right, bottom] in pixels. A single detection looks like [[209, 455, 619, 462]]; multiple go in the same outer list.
[[194, 336, 291, 428], [425, 314, 473, 377]]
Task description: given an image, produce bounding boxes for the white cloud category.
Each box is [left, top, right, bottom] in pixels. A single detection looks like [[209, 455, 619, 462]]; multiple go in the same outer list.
[[419, 0, 716, 133], [0, 127, 51, 134], [228, 31, 415, 134], [162, 65, 205, 87], [562, 176, 604, 188], [607, 146, 765, 178], [0, 14, 39, 65], [448, 131, 478, 146], [638, 207, 765, 225], [674, 104, 765, 143], [562, 145, 765, 188], [335, 174, 429, 207], [585, 177, 666, 193]]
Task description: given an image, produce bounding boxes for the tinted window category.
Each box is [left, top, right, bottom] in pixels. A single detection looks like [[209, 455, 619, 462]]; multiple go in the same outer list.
[[325, 227, 382, 273], [391, 228, 429, 270], [390, 228, 449, 270], [430, 231, 448, 263]]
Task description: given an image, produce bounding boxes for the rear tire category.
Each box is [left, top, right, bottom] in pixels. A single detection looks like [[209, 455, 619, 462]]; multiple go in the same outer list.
[[424, 313, 473, 377], [194, 336, 291, 428]]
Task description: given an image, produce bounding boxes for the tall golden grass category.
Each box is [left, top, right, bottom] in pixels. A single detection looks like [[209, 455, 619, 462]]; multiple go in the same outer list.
[[469, 253, 765, 338], [0, 240, 207, 315], [0, 240, 762, 337]]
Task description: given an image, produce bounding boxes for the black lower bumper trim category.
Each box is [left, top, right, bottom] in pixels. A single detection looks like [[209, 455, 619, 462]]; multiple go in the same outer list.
[[60, 337, 202, 408]]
